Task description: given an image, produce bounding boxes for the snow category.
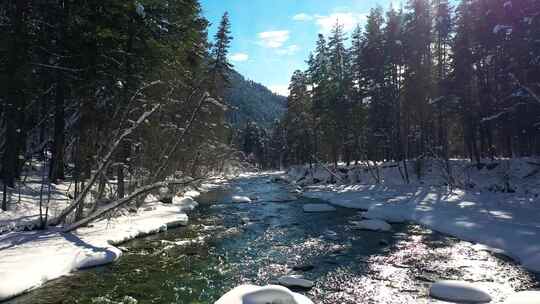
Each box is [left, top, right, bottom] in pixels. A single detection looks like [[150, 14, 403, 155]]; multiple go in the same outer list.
[[215, 285, 314, 304], [232, 195, 252, 203], [349, 219, 392, 231], [184, 190, 201, 198], [494, 24, 513, 35], [290, 159, 540, 273], [429, 280, 492, 303], [302, 203, 336, 213], [503, 291, 540, 304], [278, 276, 314, 289], [135, 2, 145, 18], [0, 194, 201, 301]]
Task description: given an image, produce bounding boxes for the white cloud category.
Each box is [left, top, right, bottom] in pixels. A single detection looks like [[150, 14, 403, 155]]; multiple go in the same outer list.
[[276, 45, 299, 56], [292, 13, 313, 21], [315, 12, 368, 34], [229, 52, 249, 62], [269, 85, 290, 97], [258, 30, 290, 48]]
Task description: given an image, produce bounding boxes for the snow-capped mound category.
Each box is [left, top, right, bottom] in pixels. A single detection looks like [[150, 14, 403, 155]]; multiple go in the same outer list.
[[184, 190, 201, 198], [215, 285, 314, 304], [173, 196, 199, 211], [350, 219, 392, 232], [303, 203, 336, 212], [429, 281, 492, 303], [503, 291, 540, 304], [232, 196, 252, 203]]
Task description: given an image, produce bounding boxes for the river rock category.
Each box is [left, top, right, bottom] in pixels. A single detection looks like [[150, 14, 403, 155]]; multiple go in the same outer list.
[[503, 291, 540, 304], [303, 203, 336, 213], [215, 285, 314, 304], [349, 219, 392, 232], [232, 195, 252, 203], [429, 280, 492, 303], [278, 276, 314, 289]]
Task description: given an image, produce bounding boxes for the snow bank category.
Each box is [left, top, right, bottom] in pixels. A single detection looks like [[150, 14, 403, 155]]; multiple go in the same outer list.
[[215, 285, 314, 304], [0, 195, 197, 301], [429, 281, 492, 303], [503, 291, 540, 304], [303, 203, 336, 213], [293, 159, 540, 273]]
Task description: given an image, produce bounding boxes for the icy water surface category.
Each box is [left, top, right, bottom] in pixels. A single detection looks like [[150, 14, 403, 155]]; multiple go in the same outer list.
[[7, 174, 540, 304]]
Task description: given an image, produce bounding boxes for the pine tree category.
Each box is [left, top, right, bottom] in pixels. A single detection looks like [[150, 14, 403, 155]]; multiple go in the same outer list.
[[209, 12, 233, 99]]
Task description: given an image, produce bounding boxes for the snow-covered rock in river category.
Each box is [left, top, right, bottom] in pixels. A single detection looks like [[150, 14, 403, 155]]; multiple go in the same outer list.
[[231, 196, 252, 203], [173, 196, 198, 211], [215, 284, 314, 304], [278, 276, 314, 289], [429, 280, 492, 303], [350, 219, 392, 232], [503, 291, 540, 304], [303, 203, 336, 213], [184, 190, 201, 198]]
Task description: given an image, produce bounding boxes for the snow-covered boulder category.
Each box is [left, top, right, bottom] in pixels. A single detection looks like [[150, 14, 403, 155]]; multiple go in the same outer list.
[[144, 194, 159, 203], [184, 190, 201, 198], [215, 284, 314, 304], [429, 281, 492, 303], [303, 203, 336, 213], [503, 291, 540, 304], [350, 219, 392, 232], [232, 196, 252, 203], [173, 196, 199, 211], [278, 276, 314, 289]]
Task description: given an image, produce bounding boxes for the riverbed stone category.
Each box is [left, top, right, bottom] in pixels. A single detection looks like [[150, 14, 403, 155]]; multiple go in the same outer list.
[[278, 276, 314, 289], [349, 219, 392, 232], [429, 280, 492, 303]]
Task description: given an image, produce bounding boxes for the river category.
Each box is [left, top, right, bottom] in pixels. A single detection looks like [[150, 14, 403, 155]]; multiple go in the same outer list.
[[7, 173, 539, 304]]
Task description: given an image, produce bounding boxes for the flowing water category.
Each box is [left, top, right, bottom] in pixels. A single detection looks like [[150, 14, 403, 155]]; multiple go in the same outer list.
[[7, 174, 540, 304]]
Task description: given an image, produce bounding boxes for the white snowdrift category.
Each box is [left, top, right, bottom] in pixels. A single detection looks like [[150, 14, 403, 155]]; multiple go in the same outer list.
[[503, 291, 540, 304], [0, 196, 196, 301], [429, 280, 492, 303], [349, 219, 392, 232], [232, 195, 252, 203], [214, 285, 314, 304], [303, 203, 336, 212]]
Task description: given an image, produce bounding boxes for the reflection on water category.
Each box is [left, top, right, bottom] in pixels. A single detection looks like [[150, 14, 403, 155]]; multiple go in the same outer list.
[[8, 174, 540, 304]]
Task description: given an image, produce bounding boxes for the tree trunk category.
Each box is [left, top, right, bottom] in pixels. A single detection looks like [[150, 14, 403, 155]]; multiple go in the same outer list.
[[1, 0, 29, 191], [49, 79, 66, 183]]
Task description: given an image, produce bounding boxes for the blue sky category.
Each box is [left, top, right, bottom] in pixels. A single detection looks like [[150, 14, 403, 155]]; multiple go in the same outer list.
[[200, 0, 398, 96]]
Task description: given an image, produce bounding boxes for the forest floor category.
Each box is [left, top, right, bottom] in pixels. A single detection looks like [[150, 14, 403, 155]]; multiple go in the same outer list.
[[286, 158, 540, 274], [0, 166, 229, 302]]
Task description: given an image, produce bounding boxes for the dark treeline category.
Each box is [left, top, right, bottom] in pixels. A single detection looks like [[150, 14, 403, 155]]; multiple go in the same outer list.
[[0, 1, 241, 221], [279, 0, 540, 169]]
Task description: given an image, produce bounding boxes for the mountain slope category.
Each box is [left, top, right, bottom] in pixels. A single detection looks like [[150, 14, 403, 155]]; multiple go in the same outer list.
[[224, 69, 287, 128]]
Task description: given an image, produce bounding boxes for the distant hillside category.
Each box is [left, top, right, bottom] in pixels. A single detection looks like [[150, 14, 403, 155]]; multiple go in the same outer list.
[[224, 70, 287, 128]]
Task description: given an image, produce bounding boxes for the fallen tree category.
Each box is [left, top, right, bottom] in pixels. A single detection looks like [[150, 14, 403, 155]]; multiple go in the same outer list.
[[63, 178, 201, 233]]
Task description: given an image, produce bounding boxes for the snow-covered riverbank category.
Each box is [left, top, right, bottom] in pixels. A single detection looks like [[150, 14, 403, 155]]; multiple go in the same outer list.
[[0, 183, 221, 302], [286, 159, 540, 274]]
